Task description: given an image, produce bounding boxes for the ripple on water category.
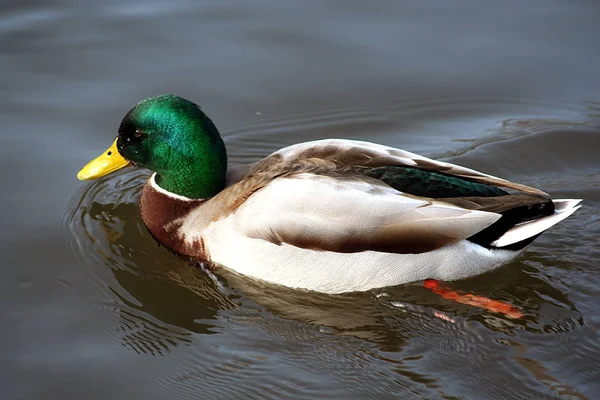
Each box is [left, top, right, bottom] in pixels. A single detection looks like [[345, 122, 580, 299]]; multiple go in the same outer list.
[[221, 93, 593, 165], [62, 170, 237, 356]]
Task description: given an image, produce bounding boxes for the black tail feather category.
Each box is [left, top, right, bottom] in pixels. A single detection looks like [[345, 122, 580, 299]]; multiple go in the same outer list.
[[467, 200, 555, 249]]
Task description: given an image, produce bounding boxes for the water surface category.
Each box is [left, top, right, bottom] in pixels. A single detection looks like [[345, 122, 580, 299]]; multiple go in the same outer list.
[[2, 1, 600, 399]]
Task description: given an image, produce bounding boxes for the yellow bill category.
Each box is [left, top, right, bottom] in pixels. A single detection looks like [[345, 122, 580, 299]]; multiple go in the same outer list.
[[77, 138, 131, 180]]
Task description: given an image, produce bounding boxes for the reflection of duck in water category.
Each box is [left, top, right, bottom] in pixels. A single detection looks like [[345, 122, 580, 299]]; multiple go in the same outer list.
[[77, 95, 581, 300], [73, 193, 231, 355]]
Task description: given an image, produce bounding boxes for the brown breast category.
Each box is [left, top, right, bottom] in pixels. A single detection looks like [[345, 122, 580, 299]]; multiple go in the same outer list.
[[139, 180, 207, 258]]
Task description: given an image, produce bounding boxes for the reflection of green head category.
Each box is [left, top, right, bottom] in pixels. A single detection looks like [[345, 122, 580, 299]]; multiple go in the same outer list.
[[116, 95, 227, 199]]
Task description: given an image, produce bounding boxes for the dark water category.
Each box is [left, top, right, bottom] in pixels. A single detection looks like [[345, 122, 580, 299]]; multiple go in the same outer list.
[[2, 1, 600, 398]]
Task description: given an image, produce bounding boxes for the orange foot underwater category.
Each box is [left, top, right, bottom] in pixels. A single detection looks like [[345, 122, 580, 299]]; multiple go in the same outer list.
[[424, 279, 524, 319]]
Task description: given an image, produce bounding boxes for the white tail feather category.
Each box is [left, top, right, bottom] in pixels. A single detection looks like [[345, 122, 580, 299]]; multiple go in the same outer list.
[[552, 198, 583, 212], [491, 199, 582, 248]]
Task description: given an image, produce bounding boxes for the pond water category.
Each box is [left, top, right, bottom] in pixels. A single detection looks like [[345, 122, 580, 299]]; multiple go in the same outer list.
[[2, 1, 599, 398]]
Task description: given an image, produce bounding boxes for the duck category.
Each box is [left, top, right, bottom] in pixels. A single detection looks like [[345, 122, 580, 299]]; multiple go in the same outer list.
[[77, 94, 582, 294]]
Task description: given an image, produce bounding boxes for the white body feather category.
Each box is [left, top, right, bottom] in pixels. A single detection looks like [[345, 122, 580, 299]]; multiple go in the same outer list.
[[170, 139, 581, 294], [200, 220, 519, 294]]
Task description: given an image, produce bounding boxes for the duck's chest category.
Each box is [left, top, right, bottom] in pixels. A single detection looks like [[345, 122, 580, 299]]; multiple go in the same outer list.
[[139, 179, 207, 258]]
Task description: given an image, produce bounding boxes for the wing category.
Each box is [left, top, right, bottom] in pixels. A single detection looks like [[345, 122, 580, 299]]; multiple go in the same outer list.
[[232, 173, 501, 254], [273, 139, 549, 197]]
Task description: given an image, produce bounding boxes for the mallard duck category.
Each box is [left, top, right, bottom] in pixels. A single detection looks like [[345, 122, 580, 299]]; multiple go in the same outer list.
[[78, 95, 581, 294]]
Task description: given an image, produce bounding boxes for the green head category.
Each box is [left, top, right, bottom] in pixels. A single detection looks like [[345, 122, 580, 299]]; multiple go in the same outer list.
[[115, 95, 227, 198]]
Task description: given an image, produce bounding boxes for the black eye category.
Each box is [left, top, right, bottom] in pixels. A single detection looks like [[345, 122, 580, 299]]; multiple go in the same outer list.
[[134, 130, 144, 138]]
